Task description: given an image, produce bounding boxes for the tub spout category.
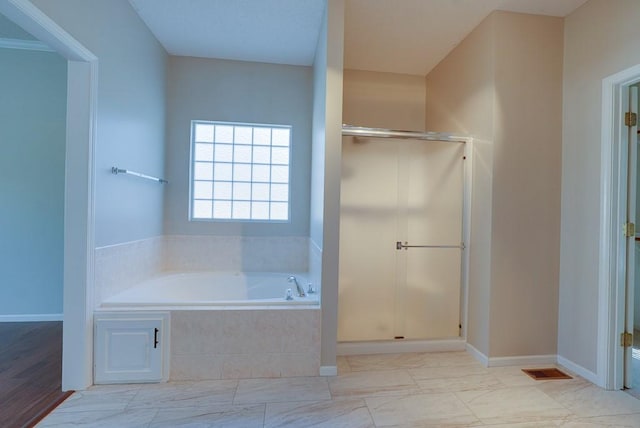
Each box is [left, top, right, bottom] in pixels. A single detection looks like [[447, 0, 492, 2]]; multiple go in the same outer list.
[[288, 275, 306, 297]]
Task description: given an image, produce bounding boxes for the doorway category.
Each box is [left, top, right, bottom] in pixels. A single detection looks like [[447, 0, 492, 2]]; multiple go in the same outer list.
[[338, 133, 466, 344], [0, 0, 98, 391], [599, 64, 640, 392]]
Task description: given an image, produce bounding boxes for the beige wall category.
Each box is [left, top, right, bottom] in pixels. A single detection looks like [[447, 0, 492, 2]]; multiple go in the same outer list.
[[560, 0, 640, 374], [489, 12, 563, 357], [427, 11, 563, 360], [426, 13, 496, 356], [343, 69, 426, 130]]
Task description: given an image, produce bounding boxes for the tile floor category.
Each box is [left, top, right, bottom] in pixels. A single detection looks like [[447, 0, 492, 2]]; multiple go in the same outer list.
[[37, 351, 640, 427]]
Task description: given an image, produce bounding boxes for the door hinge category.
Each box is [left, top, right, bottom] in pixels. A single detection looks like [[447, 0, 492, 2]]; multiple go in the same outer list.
[[624, 222, 636, 237], [621, 332, 633, 347], [625, 112, 637, 127]]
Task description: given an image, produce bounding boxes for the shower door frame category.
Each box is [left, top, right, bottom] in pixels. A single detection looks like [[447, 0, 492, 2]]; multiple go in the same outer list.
[[337, 126, 473, 354]]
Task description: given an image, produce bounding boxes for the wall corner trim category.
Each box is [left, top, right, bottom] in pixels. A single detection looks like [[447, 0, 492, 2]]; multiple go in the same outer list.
[[0, 37, 53, 51], [465, 343, 489, 367], [557, 355, 601, 387]]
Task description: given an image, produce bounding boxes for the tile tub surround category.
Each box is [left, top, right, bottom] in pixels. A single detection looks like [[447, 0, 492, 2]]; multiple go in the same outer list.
[[94, 236, 164, 307], [95, 235, 315, 307], [163, 235, 309, 273], [170, 309, 321, 380], [39, 351, 640, 427]]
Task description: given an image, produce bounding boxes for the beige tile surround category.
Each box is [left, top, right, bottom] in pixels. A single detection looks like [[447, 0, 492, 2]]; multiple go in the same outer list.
[[170, 309, 321, 380]]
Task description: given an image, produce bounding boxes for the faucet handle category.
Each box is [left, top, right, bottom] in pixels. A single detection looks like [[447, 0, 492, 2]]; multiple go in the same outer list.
[[307, 283, 315, 294]]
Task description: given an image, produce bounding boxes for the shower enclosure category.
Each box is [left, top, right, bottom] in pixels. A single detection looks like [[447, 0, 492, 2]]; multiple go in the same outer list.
[[338, 126, 469, 343]]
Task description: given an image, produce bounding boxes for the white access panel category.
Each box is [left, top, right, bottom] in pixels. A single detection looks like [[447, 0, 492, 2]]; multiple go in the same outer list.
[[94, 312, 170, 384]]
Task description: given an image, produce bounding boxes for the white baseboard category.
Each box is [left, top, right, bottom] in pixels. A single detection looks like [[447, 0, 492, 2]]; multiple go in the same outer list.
[[488, 354, 558, 368], [319, 366, 337, 376], [337, 339, 466, 356], [557, 355, 600, 386], [465, 343, 489, 366], [465, 346, 562, 370], [0, 313, 63, 322]]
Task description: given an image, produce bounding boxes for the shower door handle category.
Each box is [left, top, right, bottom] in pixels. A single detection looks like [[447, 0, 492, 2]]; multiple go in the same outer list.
[[396, 241, 465, 250]]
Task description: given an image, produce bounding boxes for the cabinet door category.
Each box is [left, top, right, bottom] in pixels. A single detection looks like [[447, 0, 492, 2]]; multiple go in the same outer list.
[[94, 317, 164, 384]]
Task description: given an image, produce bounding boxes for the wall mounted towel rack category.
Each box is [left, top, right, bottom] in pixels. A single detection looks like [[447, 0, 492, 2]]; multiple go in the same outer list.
[[111, 167, 168, 184]]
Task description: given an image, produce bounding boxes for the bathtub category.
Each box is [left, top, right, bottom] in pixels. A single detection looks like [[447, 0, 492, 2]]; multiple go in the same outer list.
[[100, 271, 320, 308], [98, 270, 322, 380]]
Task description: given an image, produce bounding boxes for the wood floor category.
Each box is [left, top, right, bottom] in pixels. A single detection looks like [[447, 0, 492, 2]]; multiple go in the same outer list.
[[0, 322, 73, 428]]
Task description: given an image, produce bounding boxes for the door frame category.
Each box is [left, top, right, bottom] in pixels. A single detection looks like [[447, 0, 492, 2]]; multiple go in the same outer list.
[[599, 64, 640, 390], [0, 0, 97, 391], [336, 135, 473, 355]]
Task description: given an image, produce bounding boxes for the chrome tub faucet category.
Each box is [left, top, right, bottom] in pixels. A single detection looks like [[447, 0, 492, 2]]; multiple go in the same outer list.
[[288, 275, 306, 297]]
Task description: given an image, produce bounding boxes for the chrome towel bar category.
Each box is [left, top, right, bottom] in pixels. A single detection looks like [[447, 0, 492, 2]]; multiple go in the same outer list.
[[396, 241, 465, 250], [111, 167, 168, 184]]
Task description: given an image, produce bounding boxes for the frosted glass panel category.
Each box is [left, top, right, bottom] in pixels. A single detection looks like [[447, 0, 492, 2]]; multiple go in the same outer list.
[[403, 248, 461, 338], [338, 136, 464, 342], [215, 125, 233, 143], [213, 163, 232, 181], [234, 145, 252, 163], [272, 128, 290, 146], [253, 128, 271, 145], [215, 145, 233, 162], [194, 143, 213, 161], [194, 162, 213, 180], [338, 137, 400, 341], [253, 146, 270, 164], [270, 202, 288, 220], [194, 124, 214, 142], [235, 126, 252, 144]]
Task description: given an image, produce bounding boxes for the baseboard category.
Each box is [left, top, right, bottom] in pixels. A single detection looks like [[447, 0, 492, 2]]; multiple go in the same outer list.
[[487, 354, 557, 368], [557, 355, 600, 386], [465, 343, 489, 367], [0, 313, 63, 322], [337, 339, 466, 356], [319, 366, 337, 376]]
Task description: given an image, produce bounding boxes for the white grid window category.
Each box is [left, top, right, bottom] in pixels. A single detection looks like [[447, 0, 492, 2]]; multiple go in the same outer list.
[[190, 120, 291, 221]]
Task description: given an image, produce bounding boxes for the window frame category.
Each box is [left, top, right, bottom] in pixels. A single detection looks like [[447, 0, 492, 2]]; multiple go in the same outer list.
[[188, 119, 292, 223]]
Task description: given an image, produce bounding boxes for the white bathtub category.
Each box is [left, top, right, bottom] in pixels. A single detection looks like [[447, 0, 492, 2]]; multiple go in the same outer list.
[[100, 271, 319, 308]]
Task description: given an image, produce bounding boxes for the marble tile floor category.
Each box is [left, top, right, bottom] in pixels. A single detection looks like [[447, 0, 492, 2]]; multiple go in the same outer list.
[[37, 351, 640, 427]]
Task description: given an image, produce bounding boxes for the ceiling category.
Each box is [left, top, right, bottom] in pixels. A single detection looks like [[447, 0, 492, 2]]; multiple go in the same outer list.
[[129, 0, 588, 76], [128, 0, 326, 66]]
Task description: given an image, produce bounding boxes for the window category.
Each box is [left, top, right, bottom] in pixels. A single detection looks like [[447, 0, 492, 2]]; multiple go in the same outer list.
[[190, 120, 291, 221]]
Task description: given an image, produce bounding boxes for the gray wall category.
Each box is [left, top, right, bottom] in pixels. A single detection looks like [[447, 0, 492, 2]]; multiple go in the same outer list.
[[32, 0, 167, 247], [0, 13, 35, 39], [0, 47, 66, 316], [164, 56, 313, 237]]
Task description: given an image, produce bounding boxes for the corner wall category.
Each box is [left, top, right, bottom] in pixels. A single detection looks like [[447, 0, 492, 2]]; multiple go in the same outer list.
[[31, 0, 167, 248], [427, 11, 563, 361], [560, 0, 640, 375], [343, 69, 426, 130], [426, 13, 496, 357], [312, 0, 344, 372]]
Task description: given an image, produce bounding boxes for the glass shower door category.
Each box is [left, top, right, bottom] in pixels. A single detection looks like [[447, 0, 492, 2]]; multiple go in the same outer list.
[[338, 136, 400, 341], [338, 135, 465, 342], [398, 140, 464, 339]]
